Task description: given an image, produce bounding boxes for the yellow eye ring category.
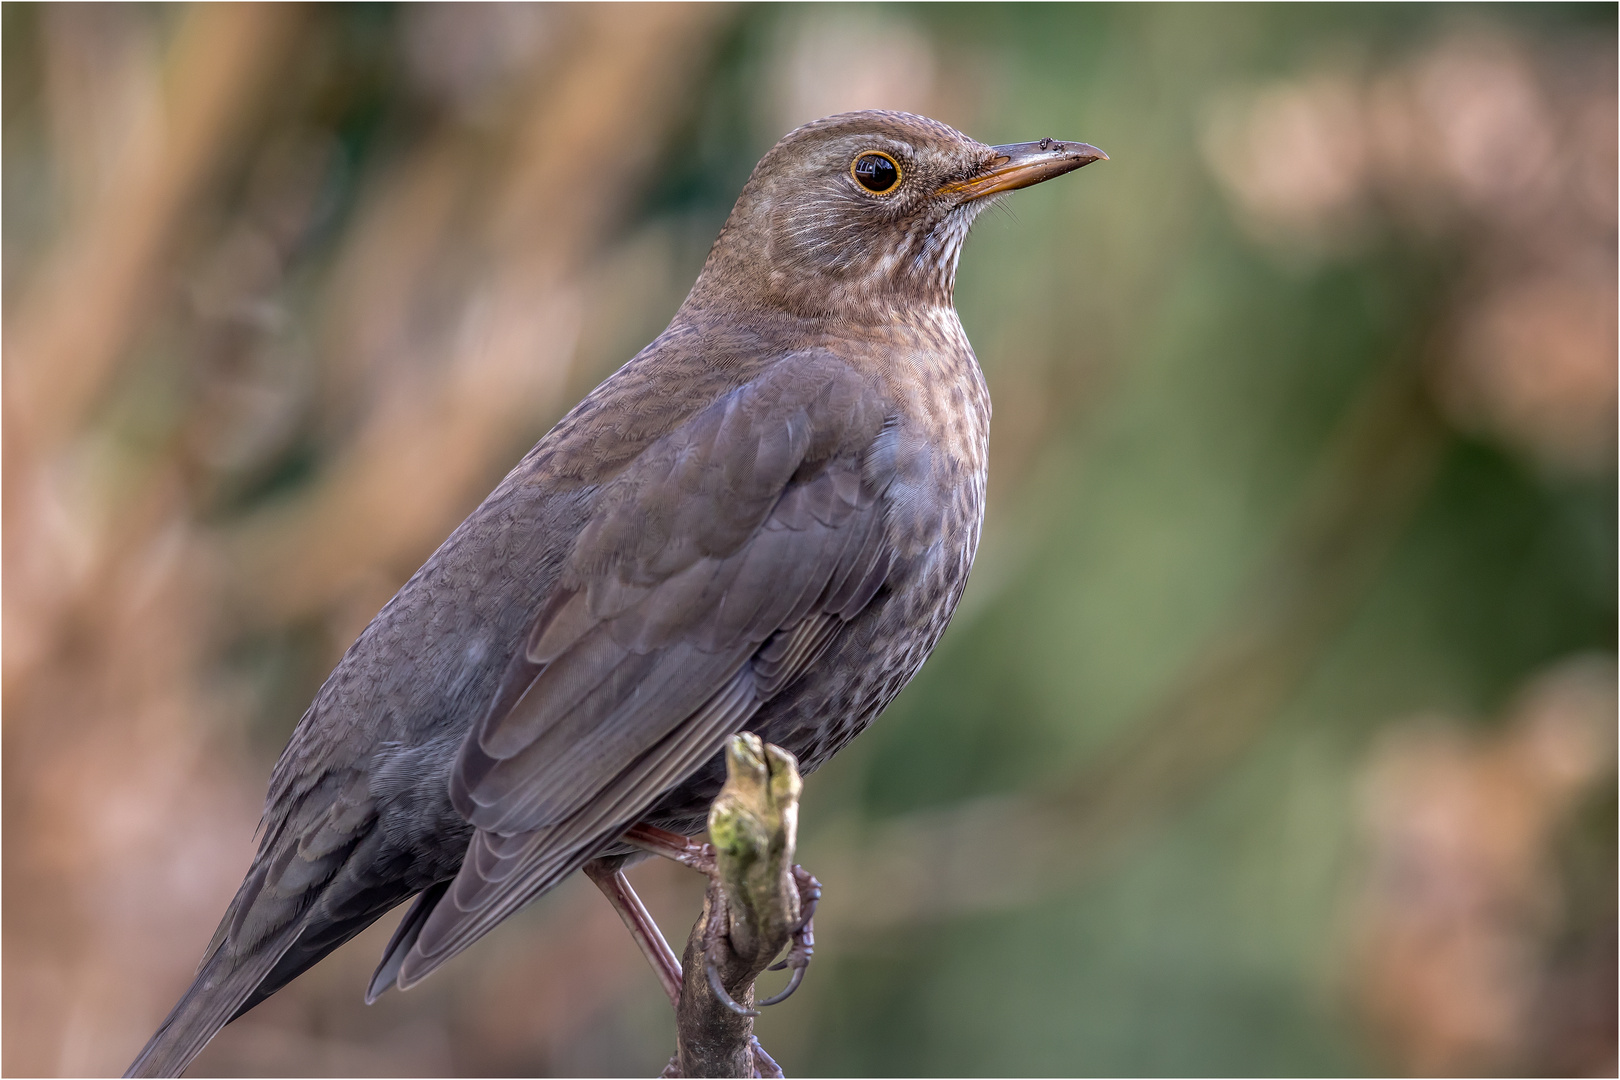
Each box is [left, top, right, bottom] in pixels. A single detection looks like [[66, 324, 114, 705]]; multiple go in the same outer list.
[[851, 151, 902, 194]]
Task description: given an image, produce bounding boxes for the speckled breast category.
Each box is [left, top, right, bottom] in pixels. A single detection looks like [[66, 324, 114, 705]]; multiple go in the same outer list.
[[647, 307, 991, 831]]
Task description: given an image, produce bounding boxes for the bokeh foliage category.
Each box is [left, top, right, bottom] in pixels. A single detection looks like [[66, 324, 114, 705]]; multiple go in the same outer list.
[[4, 4, 1613, 1076]]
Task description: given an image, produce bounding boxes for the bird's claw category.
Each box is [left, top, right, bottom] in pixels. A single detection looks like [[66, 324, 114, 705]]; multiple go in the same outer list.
[[704, 954, 760, 1017], [628, 805, 822, 1017], [757, 865, 820, 1007], [702, 893, 762, 1017], [698, 865, 820, 1015], [755, 965, 805, 1008]]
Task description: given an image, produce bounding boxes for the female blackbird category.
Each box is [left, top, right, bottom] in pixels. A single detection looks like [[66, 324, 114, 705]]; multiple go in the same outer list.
[[127, 110, 1103, 1077]]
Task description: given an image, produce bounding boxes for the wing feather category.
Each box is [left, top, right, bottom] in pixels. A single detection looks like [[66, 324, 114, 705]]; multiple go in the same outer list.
[[402, 353, 900, 988], [401, 667, 759, 984]]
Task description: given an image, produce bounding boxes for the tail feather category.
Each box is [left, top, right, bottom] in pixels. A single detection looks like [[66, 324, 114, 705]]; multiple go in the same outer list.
[[398, 839, 593, 989], [126, 899, 403, 1076], [124, 932, 298, 1078], [365, 880, 450, 1004]]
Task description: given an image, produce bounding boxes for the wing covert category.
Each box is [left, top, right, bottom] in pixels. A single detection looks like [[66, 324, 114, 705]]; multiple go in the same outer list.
[[400, 353, 898, 986]]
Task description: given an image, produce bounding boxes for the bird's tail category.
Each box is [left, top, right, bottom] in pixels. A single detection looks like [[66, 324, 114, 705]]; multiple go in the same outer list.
[[365, 880, 450, 1003], [123, 928, 298, 1078]]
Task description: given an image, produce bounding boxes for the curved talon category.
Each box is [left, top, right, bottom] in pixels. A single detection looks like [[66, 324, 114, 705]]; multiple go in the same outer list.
[[696, 862, 823, 1016], [754, 964, 806, 1007], [705, 955, 760, 1017], [755, 865, 821, 1007]]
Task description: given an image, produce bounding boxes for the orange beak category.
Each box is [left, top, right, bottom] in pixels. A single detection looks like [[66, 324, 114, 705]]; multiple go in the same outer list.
[[937, 138, 1107, 201]]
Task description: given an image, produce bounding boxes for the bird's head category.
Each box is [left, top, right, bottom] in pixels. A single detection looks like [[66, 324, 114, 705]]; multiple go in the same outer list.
[[686, 110, 1105, 323]]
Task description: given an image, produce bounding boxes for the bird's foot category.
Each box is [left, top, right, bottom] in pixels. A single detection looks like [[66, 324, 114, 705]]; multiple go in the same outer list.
[[623, 822, 716, 875], [692, 735, 825, 1017], [757, 864, 820, 1007], [697, 870, 818, 1014], [700, 888, 758, 1016]]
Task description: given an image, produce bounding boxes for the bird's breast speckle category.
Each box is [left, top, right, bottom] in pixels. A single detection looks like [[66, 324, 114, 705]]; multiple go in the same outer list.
[[772, 306, 989, 771]]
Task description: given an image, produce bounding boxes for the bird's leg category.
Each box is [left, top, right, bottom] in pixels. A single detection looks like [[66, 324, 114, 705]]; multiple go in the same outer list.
[[582, 859, 683, 1008], [622, 765, 824, 1015], [622, 738, 819, 1076], [621, 824, 763, 1018]]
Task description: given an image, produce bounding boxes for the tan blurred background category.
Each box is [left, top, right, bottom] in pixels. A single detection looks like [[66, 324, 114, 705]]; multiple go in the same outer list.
[[3, 4, 1614, 1076]]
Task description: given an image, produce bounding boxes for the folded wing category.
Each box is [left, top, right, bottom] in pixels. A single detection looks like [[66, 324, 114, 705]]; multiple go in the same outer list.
[[397, 352, 895, 986]]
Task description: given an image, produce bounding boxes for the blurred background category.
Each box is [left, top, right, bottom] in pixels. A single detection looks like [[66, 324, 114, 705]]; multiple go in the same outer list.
[[3, 3, 1614, 1076]]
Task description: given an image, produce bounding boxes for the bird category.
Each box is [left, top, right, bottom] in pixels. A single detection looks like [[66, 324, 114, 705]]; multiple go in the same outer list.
[[126, 110, 1104, 1077]]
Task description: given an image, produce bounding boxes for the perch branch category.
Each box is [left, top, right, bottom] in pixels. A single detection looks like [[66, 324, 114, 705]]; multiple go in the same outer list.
[[670, 733, 808, 1078]]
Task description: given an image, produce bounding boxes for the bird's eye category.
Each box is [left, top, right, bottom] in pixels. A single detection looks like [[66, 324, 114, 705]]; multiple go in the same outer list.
[[851, 151, 901, 194]]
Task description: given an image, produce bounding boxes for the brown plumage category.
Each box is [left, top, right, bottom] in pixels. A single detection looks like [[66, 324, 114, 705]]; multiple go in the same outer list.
[[126, 110, 1103, 1077]]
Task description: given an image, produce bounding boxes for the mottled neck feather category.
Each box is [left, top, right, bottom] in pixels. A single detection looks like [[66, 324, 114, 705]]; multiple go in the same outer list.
[[680, 191, 979, 327]]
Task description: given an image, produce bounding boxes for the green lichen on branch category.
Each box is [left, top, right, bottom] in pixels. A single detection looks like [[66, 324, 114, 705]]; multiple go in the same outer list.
[[674, 734, 802, 1078], [708, 734, 803, 961]]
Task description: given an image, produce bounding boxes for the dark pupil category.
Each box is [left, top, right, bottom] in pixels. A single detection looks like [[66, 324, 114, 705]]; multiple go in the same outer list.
[[854, 154, 897, 192]]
